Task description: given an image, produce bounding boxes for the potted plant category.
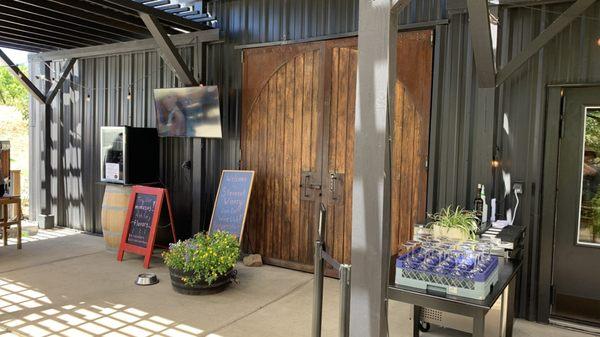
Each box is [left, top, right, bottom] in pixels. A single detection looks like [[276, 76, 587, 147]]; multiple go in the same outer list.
[[427, 205, 479, 241], [162, 231, 240, 295]]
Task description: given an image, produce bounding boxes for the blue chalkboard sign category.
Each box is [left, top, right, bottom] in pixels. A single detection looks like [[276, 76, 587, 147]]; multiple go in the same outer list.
[[209, 170, 255, 241]]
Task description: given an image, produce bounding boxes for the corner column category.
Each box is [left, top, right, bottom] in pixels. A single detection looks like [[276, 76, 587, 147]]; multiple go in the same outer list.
[[349, 0, 400, 336]]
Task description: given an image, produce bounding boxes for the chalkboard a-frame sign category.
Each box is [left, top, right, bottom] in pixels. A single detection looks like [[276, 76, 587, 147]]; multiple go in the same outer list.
[[117, 185, 176, 269], [209, 170, 254, 242]]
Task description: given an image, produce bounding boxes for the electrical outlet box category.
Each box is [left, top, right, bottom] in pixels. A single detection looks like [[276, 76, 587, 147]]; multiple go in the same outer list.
[[513, 182, 523, 194]]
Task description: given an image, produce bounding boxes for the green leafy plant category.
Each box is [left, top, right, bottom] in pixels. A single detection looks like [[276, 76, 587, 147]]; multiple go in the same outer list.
[[427, 205, 479, 240], [0, 66, 29, 121], [590, 194, 600, 242], [162, 231, 240, 286]]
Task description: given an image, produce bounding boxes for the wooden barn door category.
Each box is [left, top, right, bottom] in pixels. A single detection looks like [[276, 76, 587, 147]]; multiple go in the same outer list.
[[321, 39, 357, 274], [241, 42, 325, 271], [241, 31, 433, 273]]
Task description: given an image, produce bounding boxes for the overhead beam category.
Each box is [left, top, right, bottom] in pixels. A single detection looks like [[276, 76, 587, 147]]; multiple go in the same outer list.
[[0, 20, 93, 48], [103, 0, 205, 31], [19, 0, 150, 38], [29, 29, 219, 62], [496, 0, 597, 85], [46, 59, 77, 105], [0, 11, 122, 45], [467, 0, 496, 88], [0, 2, 129, 43], [140, 12, 198, 86], [0, 49, 45, 104]]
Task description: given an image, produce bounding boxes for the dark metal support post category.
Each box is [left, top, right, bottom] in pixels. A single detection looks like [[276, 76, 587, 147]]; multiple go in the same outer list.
[[467, 0, 496, 88], [0, 49, 45, 104], [312, 239, 324, 337], [139, 12, 199, 87], [312, 204, 326, 337]]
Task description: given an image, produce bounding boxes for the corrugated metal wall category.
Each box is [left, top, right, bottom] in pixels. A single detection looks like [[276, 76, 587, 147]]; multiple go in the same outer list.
[[29, 0, 447, 237], [494, 2, 600, 321], [29, 45, 205, 239], [28, 0, 600, 321]]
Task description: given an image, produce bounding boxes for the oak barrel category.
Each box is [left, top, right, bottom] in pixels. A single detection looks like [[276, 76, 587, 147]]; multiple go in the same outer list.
[[101, 184, 132, 250]]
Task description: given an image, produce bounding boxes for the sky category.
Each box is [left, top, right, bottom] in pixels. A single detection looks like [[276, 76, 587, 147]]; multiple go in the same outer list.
[[0, 48, 29, 66]]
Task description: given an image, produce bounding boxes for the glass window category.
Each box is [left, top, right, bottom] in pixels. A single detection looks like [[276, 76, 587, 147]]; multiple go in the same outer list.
[[578, 107, 600, 246]]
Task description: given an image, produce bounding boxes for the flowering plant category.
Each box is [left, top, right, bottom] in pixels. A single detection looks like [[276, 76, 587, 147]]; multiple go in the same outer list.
[[162, 231, 240, 286]]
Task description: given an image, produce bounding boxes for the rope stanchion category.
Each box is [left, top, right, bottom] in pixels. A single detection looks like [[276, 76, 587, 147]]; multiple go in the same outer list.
[[312, 203, 351, 337]]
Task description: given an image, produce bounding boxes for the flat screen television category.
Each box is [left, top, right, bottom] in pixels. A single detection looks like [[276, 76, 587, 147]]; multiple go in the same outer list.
[[153, 86, 222, 138]]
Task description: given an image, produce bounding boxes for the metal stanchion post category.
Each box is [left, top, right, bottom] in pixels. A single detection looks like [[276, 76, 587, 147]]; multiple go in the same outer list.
[[312, 240, 324, 337], [312, 205, 326, 337], [339, 264, 351, 337]]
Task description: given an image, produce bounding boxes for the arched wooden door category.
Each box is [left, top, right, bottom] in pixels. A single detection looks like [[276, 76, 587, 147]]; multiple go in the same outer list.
[[241, 42, 325, 270], [241, 31, 433, 273]]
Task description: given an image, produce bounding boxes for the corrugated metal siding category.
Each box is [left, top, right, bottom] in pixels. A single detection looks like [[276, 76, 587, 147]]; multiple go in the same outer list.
[[29, 45, 204, 239], [27, 0, 600, 323], [29, 0, 448, 237], [495, 2, 600, 320]]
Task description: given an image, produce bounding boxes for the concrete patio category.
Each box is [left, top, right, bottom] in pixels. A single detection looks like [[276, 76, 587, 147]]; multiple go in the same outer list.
[[0, 229, 593, 337]]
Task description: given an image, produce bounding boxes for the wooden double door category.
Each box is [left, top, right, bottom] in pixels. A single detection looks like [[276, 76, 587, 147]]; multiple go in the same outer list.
[[241, 31, 433, 274]]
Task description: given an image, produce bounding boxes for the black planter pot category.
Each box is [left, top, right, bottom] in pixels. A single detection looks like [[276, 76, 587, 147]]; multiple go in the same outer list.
[[169, 268, 236, 295]]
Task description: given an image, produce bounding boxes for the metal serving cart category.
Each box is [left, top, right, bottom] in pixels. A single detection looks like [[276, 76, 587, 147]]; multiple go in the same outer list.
[[388, 258, 522, 337]]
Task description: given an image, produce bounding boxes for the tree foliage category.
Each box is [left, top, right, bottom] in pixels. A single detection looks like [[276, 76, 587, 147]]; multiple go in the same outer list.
[[585, 110, 600, 156], [0, 65, 29, 121]]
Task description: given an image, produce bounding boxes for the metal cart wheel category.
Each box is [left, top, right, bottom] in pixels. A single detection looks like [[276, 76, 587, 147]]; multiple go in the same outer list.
[[418, 321, 431, 332]]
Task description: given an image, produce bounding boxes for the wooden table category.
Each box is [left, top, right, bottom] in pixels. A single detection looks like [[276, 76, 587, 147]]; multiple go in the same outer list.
[[1, 196, 22, 249]]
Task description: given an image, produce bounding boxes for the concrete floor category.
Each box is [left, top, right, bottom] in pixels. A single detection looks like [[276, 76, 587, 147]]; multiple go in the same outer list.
[[0, 229, 595, 337]]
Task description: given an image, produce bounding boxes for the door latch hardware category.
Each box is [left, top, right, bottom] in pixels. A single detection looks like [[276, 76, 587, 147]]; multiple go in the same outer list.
[[300, 171, 321, 201], [328, 171, 344, 204]]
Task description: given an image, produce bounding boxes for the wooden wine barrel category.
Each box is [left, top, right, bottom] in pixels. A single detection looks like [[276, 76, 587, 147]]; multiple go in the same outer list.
[[101, 184, 132, 250]]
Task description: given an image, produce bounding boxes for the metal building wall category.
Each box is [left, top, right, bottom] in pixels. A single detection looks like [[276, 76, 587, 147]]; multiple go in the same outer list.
[[29, 0, 448, 238], [28, 0, 600, 323], [29, 45, 205, 239], [495, 2, 600, 321]]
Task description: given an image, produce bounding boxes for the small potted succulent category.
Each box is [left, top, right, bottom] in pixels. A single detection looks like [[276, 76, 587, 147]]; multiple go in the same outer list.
[[163, 231, 240, 295], [427, 205, 479, 241]]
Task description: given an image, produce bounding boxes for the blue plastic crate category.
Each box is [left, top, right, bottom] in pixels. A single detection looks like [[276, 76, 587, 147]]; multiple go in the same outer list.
[[394, 248, 499, 300]]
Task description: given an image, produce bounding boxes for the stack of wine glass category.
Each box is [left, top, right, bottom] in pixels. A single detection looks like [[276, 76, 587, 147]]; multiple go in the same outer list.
[[395, 234, 500, 300]]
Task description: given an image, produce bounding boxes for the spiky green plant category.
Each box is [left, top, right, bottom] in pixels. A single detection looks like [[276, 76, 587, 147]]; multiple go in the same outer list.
[[427, 205, 479, 240]]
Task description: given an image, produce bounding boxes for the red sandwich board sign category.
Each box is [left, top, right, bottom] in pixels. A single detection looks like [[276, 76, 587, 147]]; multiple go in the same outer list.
[[117, 185, 176, 269]]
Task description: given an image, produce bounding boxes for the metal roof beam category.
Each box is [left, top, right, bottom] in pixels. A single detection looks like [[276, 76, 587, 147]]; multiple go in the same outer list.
[[29, 29, 219, 62], [46, 59, 77, 105], [467, 0, 496, 88], [496, 0, 597, 85], [14, 0, 150, 39], [0, 33, 62, 51], [0, 24, 90, 49], [0, 2, 130, 43], [0, 41, 48, 53], [103, 0, 205, 31], [144, 0, 170, 7], [0, 12, 121, 45], [139, 12, 198, 86], [0, 18, 95, 47], [0, 49, 45, 104]]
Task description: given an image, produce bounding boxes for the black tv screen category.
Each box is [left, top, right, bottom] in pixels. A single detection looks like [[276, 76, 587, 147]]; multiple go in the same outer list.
[[153, 86, 222, 138]]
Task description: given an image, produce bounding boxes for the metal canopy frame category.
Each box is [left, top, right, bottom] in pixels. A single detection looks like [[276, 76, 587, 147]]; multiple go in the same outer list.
[[467, 0, 597, 88], [45, 58, 77, 105], [0, 0, 214, 53], [0, 49, 45, 103], [140, 12, 199, 87]]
